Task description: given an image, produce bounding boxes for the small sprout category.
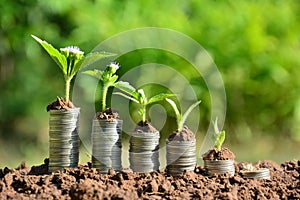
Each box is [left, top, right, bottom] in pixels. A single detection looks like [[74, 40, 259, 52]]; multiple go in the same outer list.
[[115, 88, 174, 124], [83, 62, 135, 111], [32, 35, 113, 103], [211, 117, 226, 152], [166, 98, 201, 132]]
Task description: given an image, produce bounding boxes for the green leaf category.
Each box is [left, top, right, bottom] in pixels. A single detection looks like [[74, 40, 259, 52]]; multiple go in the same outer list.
[[148, 93, 175, 104], [81, 52, 116, 68], [114, 81, 137, 97], [82, 69, 103, 80], [215, 130, 226, 151], [31, 35, 67, 74], [180, 100, 201, 132], [109, 75, 119, 84], [137, 89, 147, 105], [113, 92, 139, 103], [70, 59, 84, 78], [166, 98, 182, 130], [101, 70, 111, 82]]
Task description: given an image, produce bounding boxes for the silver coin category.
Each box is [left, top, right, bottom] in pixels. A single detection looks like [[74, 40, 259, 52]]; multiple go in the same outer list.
[[241, 168, 270, 179], [204, 160, 235, 176]]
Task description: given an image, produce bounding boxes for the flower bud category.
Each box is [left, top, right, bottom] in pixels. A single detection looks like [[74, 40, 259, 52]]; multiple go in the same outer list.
[[107, 62, 120, 75]]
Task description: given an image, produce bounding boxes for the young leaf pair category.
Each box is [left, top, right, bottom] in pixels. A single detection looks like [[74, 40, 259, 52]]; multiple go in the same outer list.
[[114, 89, 175, 125], [166, 98, 201, 132], [211, 118, 226, 152]]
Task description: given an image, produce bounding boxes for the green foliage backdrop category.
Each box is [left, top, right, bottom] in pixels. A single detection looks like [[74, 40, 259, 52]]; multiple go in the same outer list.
[[0, 0, 300, 167]]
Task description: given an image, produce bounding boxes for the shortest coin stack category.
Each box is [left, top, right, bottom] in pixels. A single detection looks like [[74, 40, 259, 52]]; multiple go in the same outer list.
[[48, 108, 80, 173], [92, 119, 122, 173], [166, 140, 196, 176], [241, 168, 270, 180], [129, 132, 160, 173], [204, 160, 235, 176]]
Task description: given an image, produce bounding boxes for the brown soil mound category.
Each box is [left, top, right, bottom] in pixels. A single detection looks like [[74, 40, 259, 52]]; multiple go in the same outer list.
[[0, 159, 299, 199], [95, 108, 120, 121], [134, 121, 158, 133], [202, 147, 236, 160], [46, 97, 75, 111], [168, 125, 196, 142]]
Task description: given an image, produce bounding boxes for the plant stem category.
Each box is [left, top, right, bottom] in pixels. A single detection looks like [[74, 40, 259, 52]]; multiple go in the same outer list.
[[65, 77, 71, 103], [142, 105, 146, 124], [178, 121, 183, 133], [102, 84, 109, 111]]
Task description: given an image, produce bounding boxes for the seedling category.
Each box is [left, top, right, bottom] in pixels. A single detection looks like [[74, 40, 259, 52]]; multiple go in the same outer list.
[[83, 62, 135, 111], [115, 88, 174, 125], [166, 98, 201, 132], [211, 118, 226, 152], [32, 35, 113, 103]]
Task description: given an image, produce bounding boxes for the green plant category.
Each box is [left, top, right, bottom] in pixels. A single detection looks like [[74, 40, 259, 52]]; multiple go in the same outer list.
[[32, 35, 113, 103], [115, 89, 174, 124], [83, 62, 135, 111], [211, 118, 226, 152], [166, 98, 201, 132]]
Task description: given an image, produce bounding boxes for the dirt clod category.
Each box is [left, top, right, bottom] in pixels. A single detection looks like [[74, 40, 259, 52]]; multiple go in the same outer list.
[[95, 108, 120, 121], [168, 125, 195, 142], [134, 121, 158, 133], [202, 147, 236, 160], [28, 158, 49, 175], [47, 97, 75, 111]]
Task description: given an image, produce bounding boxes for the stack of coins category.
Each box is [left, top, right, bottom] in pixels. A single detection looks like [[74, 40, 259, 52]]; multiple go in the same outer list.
[[166, 140, 196, 176], [114, 119, 123, 170], [204, 159, 235, 176], [129, 132, 160, 173], [92, 119, 122, 173], [48, 108, 80, 173], [241, 168, 270, 179]]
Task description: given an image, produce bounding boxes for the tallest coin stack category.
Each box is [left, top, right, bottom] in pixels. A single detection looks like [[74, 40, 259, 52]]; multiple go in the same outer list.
[[48, 108, 80, 173]]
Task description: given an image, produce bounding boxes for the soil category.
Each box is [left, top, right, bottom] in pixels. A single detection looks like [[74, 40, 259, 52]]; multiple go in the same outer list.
[[0, 159, 299, 199], [134, 121, 158, 133], [95, 108, 120, 121], [167, 125, 196, 142], [202, 147, 236, 160], [47, 97, 75, 111]]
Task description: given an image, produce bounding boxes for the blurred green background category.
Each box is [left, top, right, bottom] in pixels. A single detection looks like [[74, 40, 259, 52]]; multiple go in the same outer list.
[[1, 0, 300, 168]]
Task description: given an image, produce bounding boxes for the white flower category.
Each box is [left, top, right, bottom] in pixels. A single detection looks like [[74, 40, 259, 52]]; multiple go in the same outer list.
[[60, 46, 84, 55], [109, 62, 120, 69], [108, 62, 120, 75]]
